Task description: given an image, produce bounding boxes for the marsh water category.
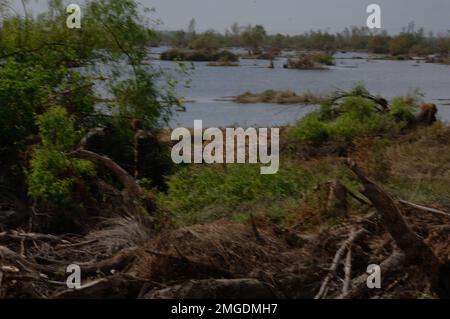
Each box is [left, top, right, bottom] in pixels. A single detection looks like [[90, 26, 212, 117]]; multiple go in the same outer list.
[[150, 48, 450, 128]]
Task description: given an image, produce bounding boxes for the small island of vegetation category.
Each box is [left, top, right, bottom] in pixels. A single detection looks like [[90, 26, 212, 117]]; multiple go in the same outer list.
[[235, 90, 327, 104]]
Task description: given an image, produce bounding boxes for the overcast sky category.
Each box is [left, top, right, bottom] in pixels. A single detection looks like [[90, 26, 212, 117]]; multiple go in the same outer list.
[[13, 0, 450, 35]]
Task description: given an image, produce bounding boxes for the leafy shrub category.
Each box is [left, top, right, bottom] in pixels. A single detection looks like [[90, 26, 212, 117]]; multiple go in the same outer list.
[[288, 88, 414, 145], [389, 97, 417, 124], [27, 107, 94, 205], [288, 113, 330, 145], [328, 97, 393, 139], [311, 52, 335, 66]]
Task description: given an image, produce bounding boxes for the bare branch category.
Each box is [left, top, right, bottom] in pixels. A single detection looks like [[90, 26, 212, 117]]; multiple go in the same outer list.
[[68, 149, 143, 198], [315, 228, 366, 299]]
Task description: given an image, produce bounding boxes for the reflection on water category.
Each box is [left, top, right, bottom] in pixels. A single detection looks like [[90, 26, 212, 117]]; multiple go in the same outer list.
[[152, 49, 450, 127]]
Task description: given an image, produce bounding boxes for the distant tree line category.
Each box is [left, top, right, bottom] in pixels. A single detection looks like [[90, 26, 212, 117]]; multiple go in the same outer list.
[[153, 20, 450, 58]]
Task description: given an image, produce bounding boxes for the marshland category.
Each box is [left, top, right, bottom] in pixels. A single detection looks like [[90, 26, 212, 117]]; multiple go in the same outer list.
[[0, 0, 450, 300]]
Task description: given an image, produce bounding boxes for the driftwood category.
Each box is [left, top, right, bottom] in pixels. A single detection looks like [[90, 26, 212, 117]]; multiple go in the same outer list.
[[346, 158, 444, 296]]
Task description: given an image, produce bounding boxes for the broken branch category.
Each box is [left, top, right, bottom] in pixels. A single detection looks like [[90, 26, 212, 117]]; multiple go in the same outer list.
[[68, 149, 143, 198], [315, 228, 365, 299], [346, 158, 442, 295]]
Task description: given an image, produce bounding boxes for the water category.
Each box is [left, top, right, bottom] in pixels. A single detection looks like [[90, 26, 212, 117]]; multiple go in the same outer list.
[[152, 49, 450, 127]]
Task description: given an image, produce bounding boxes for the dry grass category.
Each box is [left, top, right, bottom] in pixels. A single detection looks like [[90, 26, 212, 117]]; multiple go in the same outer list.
[[350, 123, 450, 209]]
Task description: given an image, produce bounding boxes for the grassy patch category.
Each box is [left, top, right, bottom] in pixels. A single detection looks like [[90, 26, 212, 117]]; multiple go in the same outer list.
[[382, 124, 450, 209], [157, 162, 348, 226]]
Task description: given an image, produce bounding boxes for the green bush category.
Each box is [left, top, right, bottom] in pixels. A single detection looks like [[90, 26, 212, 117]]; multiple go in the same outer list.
[[288, 113, 330, 145], [27, 107, 94, 205], [288, 89, 413, 145], [311, 52, 335, 66], [329, 96, 385, 139]]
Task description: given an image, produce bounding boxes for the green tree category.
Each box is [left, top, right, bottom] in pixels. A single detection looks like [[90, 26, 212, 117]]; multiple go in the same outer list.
[[189, 30, 222, 51], [390, 34, 414, 56], [368, 32, 391, 54], [242, 25, 267, 54], [0, 0, 178, 206]]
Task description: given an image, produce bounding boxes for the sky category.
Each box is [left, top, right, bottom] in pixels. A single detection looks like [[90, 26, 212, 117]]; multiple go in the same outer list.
[[12, 0, 450, 35]]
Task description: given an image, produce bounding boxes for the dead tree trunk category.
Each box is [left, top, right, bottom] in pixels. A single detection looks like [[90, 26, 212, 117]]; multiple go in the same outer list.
[[346, 159, 445, 297]]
